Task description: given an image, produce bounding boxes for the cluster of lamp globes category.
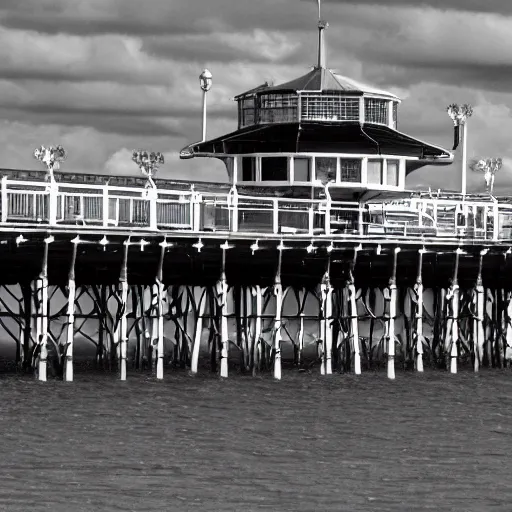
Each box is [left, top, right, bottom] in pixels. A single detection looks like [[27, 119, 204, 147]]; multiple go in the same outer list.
[[132, 150, 165, 177], [447, 103, 503, 195]]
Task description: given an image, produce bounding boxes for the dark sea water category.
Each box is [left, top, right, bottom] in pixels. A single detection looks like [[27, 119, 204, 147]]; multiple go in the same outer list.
[[1, 369, 512, 512]]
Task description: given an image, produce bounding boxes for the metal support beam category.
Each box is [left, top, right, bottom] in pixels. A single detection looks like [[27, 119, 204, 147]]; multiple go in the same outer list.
[[387, 247, 400, 380], [154, 240, 167, 379], [447, 249, 462, 374], [273, 247, 283, 380], [119, 241, 129, 381], [36, 236, 53, 382], [217, 247, 229, 378], [191, 288, 207, 375], [64, 238, 79, 382], [473, 249, 487, 372], [348, 247, 361, 375], [320, 255, 333, 375], [414, 249, 425, 372]]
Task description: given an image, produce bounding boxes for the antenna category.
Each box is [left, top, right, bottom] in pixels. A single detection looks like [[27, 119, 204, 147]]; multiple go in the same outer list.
[[316, 0, 328, 69]]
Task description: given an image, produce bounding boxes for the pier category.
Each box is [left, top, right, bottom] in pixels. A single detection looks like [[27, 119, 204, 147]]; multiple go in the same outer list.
[[0, 169, 511, 381]]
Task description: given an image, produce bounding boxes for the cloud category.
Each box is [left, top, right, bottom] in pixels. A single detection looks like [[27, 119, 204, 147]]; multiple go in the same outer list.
[[0, 0, 510, 193]]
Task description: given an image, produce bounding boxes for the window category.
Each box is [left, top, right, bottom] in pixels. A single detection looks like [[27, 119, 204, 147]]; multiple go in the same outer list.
[[365, 99, 388, 125], [258, 94, 298, 123], [386, 160, 399, 187], [239, 98, 255, 128], [301, 94, 359, 121], [339, 159, 362, 183], [367, 159, 383, 184], [242, 157, 256, 181], [261, 157, 288, 181], [294, 157, 311, 182], [315, 157, 337, 184]]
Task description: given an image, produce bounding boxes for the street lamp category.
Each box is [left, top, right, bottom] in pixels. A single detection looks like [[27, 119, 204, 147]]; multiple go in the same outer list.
[[132, 150, 164, 189], [447, 103, 473, 196], [33, 145, 67, 183], [199, 69, 213, 142]]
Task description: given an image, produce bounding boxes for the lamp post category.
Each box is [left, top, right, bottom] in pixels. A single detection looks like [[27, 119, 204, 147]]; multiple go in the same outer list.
[[33, 145, 67, 183], [132, 150, 164, 189], [199, 69, 213, 142], [447, 103, 473, 196]]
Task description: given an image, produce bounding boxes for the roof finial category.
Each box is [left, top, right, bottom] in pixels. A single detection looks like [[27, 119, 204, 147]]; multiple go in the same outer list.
[[316, 0, 328, 69]]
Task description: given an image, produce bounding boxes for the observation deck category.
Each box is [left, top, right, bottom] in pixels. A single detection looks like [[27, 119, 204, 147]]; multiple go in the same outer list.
[[1, 168, 511, 248]]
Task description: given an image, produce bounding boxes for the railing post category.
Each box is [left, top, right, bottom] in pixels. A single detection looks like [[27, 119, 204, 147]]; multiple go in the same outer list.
[[192, 190, 201, 231], [308, 206, 314, 236], [273, 198, 279, 234], [324, 201, 331, 236], [358, 204, 364, 236], [1, 176, 7, 223], [229, 186, 239, 233], [102, 183, 109, 228], [48, 181, 58, 225], [147, 187, 157, 230], [493, 203, 499, 241]]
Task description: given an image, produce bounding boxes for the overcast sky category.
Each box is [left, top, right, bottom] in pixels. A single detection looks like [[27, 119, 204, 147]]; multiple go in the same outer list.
[[0, 0, 511, 192]]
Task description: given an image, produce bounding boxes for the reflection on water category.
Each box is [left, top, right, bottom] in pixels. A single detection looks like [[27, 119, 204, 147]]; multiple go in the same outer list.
[[1, 370, 512, 512]]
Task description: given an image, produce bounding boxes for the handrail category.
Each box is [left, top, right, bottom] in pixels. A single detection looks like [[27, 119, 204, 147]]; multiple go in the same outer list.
[[0, 176, 511, 241]]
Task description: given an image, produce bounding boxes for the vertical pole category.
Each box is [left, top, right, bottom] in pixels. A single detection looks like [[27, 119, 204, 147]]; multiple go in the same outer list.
[[102, 184, 109, 228], [64, 239, 78, 382], [252, 285, 263, 376], [462, 123, 467, 197], [37, 236, 53, 381], [191, 289, 206, 374], [119, 241, 129, 381], [474, 249, 486, 372], [218, 248, 229, 378], [48, 182, 58, 225], [320, 255, 333, 375], [155, 240, 166, 379], [415, 249, 425, 372], [273, 248, 283, 380], [1, 175, 7, 223], [202, 90, 207, 142], [348, 247, 361, 375], [387, 247, 400, 380], [448, 249, 461, 374]]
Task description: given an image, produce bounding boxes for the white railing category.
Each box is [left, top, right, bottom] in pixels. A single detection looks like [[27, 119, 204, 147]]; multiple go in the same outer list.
[[1, 176, 511, 241]]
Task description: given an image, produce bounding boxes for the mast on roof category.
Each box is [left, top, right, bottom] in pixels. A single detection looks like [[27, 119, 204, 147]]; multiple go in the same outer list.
[[316, 0, 328, 69]]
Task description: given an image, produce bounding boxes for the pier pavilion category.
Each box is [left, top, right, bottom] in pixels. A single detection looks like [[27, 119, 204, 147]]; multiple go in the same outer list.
[[0, 17, 511, 382]]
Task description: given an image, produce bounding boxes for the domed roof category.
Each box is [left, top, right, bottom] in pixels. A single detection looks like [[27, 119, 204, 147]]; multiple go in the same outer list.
[[235, 67, 400, 101]]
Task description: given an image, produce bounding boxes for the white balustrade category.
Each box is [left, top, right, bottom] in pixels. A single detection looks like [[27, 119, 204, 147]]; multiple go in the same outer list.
[[0, 176, 511, 241]]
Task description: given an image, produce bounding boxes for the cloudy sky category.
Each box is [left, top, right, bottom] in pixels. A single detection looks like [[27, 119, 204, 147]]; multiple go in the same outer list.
[[0, 0, 511, 192]]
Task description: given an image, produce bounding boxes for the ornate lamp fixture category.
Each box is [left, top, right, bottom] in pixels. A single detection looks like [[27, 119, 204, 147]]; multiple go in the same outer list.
[[447, 103, 473, 196], [470, 157, 502, 196], [33, 145, 67, 182], [199, 69, 213, 142], [132, 150, 164, 189]]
